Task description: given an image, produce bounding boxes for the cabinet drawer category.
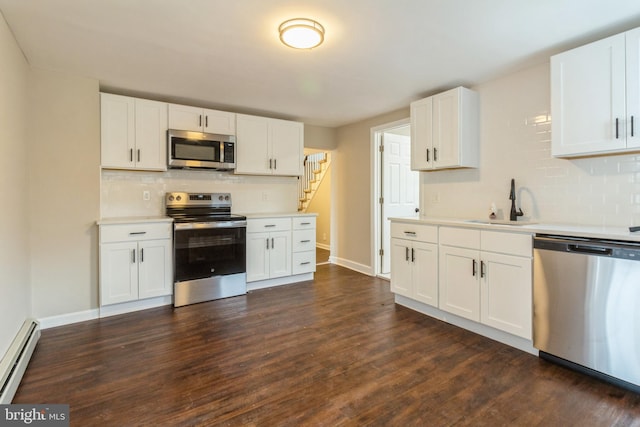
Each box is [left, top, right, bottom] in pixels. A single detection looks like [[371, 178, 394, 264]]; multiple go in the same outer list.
[[292, 229, 316, 252], [391, 222, 438, 243], [247, 217, 291, 233], [481, 230, 532, 257], [100, 222, 172, 243], [293, 216, 316, 230], [439, 227, 480, 249], [292, 251, 316, 274]]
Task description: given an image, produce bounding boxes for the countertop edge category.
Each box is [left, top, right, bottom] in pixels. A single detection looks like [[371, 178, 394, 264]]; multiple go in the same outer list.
[[97, 216, 174, 225], [388, 216, 640, 242]]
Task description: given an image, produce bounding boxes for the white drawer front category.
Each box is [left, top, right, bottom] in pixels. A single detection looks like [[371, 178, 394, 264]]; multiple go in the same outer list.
[[439, 227, 480, 249], [100, 222, 172, 243], [293, 216, 316, 230], [293, 229, 316, 252], [247, 217, 292, 233], [390, 222, 438, 243], [481, 230, 532, 257], [292, 251, 316, 274]]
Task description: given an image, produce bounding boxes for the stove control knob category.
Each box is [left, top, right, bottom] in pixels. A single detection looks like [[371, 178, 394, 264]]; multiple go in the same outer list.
[[168, 195, 174, 201], [219, 195, 224, 201], [176, 195, 182, 201], [224, 195, 230, 201]]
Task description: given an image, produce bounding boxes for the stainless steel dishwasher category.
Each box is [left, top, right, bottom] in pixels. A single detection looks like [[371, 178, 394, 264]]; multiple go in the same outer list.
[[533, 234, 640, 392]]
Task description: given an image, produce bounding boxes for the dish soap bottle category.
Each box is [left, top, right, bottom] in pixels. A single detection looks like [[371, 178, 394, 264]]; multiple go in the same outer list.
[[489, 202, 497, 220]]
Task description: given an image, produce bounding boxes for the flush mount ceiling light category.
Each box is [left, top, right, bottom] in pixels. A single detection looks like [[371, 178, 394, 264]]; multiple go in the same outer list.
[[279, 18, 325, 49]]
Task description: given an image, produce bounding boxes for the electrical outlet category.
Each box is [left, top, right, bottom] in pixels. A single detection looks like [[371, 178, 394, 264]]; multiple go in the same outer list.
[[430, 193, 440, 203], [143, 191, 150, 201]]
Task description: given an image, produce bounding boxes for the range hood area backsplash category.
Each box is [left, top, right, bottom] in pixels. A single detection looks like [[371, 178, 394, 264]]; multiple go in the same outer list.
[[100, 169, 298, 218]]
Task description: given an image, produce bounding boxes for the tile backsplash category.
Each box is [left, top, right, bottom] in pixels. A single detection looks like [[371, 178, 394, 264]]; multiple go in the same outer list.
[[100, 169, 298, 218], [422, 62, 640, 228]]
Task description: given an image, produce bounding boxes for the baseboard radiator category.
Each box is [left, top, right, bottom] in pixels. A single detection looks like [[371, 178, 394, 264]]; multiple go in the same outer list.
[[0, 319, 40, 404]]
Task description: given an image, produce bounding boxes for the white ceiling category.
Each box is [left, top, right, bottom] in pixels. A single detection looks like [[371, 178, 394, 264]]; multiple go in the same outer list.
[[1, 0, 640, 127]]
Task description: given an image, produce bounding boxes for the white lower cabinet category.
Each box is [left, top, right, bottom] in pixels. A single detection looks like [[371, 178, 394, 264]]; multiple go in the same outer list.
[[390, 223, 438, 307], [246, 218, 292, 282], [292, 217, 316, 275], [99, 221, 172, 306], [439, 227, 532, 339]]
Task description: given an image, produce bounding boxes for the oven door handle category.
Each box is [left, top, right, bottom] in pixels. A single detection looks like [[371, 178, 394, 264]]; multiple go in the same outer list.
[[174, 221, 247, 230]]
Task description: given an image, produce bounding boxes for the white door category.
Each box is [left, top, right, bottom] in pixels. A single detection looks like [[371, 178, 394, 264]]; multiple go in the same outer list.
[[381, 130, 419, 274], [270, 119, 303, 176], [138, 239, 172, 299]]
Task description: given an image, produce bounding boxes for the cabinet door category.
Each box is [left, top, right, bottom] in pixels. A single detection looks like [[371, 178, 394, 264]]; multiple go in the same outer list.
[[138, 239, 172, 299], [135, 98, 167, 171], [551, 33, 627, 156], [247, 232, 270, 282], [235, 114, 271, 175], [168, 104, 204, 132], [101, 93, 135, 169], [413, 241, 438, 307], [203, 108, 236, 135], [432, 88, 461, 168], [268, 231, 292, 279], [270, 119, 303, 176], [627, 27, 640, 149], [100, 241, 138, 305], [410, 97, 433, 170], [439, 245, 480, 321], [390, 238, 412, 297], [480, 252, 532, 339]]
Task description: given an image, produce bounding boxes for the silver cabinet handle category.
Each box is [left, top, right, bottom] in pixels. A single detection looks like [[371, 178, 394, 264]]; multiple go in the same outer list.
[[199, 115, 202, 127], [266, 238, 269, 249], [404, 231, 417, 236], [616, 118, 619, 139], [405, 247, 409, 261], [269, 158, 273, 169], [132, 249, 136, 263], [426, 148, 430, 162], [300, 261, 311, 265], [129, 232, 146, 235], [129, 148, 133, 162], [264, 224, 276, 228], [301, 222, 311, 225], [137, 149, 141, 162], [274, 158, 277, 169], [205, 115, 208, 128], [472, 259, 477, 276], [300, 240, 311, 243], [140, 248, 144, 263], [271, 237, 274, 247], [632, 116, 635, 137], [434, 147, 438, 161], [411, 248, 415, 263]]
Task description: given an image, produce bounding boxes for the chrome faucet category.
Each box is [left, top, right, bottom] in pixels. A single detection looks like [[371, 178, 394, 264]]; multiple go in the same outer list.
[[509, 178, 524, 221]]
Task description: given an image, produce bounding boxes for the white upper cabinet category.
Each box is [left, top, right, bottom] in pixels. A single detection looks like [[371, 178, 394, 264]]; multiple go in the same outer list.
[[168, 103, 236, 135], [410, 86, 479, 170], [101, 93, 167, 171], [551, 27, 640, 157], [235, 114, 304, 176]]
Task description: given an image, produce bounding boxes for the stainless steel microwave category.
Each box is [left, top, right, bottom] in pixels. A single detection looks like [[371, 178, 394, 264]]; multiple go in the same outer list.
[[168, 129, 236, 170]]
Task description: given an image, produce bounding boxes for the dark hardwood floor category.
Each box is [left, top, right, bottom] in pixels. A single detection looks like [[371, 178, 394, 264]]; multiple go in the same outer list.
[[14, 264, 640, 426]]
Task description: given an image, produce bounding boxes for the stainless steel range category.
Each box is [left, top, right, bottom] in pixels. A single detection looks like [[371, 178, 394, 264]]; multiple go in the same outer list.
[[166, 192, 247, 307]]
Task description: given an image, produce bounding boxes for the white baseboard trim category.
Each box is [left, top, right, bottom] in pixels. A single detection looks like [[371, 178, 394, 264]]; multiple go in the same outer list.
[[99, 296, 172, 318], [316, 243, 330, 251], [395, 295, 538, 356], [0, 319, 40, 404], [247, 273, 314, 291], [38, 309, 100, 330], [331, 257, 373, 276]]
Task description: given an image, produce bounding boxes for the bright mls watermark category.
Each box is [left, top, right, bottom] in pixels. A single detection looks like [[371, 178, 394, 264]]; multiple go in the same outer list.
[[0, 405, 68, 426]]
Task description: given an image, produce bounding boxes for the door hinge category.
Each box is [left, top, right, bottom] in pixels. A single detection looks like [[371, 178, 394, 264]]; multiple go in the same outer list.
[[379, 249, 384, 256], [379, 197, 384, 204], [379, 144, 384, 152]]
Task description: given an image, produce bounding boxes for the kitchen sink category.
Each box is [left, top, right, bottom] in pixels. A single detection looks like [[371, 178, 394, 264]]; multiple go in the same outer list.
[[465, 219, 536, 226]]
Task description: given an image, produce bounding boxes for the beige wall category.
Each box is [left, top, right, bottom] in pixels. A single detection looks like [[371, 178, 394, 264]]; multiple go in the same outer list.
[[333, 108, 409, 272], [0, 12, 30, 357], [28, 69, 101, 318], [305, 124, 337, 150]]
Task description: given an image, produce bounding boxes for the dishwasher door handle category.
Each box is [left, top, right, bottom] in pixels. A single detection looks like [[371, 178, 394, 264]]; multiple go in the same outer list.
[[567, 244, 613, 256]]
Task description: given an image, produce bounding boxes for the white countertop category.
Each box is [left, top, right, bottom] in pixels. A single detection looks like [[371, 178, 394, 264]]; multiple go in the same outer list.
[[389, 216, 640, 242], [97, 216, 173, 225], [242, 212, 318, 219]]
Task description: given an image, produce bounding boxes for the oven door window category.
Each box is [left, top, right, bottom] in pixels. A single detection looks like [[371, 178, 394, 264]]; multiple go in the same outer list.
[[174, 227, 246, 282]]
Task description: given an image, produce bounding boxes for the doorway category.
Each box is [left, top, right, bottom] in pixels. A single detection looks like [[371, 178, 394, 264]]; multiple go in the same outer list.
[[372, 119, 419, 279]]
